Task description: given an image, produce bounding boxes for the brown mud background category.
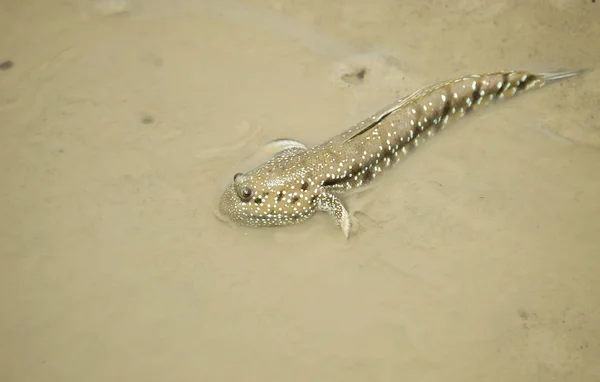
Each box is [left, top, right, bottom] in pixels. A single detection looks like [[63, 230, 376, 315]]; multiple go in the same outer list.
[[1, 0, 600, 381]]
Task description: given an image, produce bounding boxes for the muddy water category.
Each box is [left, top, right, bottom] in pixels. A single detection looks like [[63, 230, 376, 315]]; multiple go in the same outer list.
[[1, 0, 599, 381]]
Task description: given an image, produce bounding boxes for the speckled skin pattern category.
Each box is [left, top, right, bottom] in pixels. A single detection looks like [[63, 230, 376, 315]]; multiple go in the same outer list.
[[218, 70, 581, 239]]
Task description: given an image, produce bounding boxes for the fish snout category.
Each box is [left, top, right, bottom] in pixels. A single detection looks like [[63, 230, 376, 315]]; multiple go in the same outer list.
[[216, 184, 240, 223]]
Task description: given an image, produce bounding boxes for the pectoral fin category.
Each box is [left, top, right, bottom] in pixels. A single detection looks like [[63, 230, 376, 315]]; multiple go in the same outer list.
[[316, 189, 351, 239], [264, 139, 307, 153]]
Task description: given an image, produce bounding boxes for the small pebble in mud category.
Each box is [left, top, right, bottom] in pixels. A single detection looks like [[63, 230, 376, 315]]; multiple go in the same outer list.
[[341, 67, 367, 85], [355, 68, 367, 80], [0, 60, 14, 71], [517, 309, 530, 320], [141, 114, 154, 124]]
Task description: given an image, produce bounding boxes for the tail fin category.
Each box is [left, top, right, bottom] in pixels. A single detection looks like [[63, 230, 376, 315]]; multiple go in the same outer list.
[[539, 69, 590, 84]]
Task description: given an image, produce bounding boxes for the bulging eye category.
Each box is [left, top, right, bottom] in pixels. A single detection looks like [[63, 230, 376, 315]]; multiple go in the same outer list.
[[239, 187, 253, 202], [233, 173, 243, 181]]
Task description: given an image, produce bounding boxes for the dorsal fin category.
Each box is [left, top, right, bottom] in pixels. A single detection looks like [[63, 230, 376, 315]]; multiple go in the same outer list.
[[342, 87, 430, 143]]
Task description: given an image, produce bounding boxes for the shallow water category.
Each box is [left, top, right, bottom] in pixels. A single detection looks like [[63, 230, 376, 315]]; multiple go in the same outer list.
[[1, 0, 599, 381]]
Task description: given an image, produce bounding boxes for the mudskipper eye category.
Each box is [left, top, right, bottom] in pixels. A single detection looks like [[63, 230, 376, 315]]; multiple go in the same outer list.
[[239, 187, 253, 202], [233, 173, 243, 181]]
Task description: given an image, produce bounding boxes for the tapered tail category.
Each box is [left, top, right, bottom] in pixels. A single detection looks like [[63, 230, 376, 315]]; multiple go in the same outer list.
[[539, 69, 589, 83]]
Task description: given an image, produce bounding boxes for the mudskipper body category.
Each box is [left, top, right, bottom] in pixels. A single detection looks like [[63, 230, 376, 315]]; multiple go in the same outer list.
[[217, 70, 582, 239]]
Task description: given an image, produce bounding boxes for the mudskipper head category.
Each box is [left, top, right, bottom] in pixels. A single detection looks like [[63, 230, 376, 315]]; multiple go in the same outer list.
[[217, 153, 319, 229], [217, 171, 259, 225]]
